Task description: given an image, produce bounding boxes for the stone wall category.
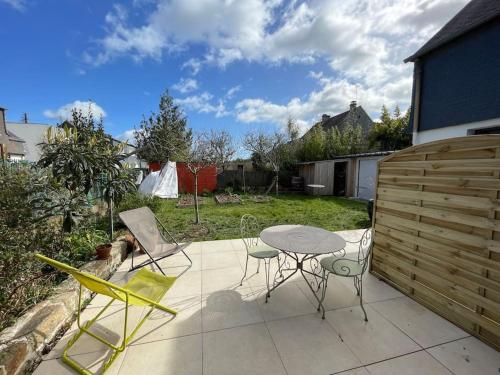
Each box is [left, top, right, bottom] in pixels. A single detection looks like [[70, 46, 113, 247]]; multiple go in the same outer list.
[[0, 238, 128, 375]]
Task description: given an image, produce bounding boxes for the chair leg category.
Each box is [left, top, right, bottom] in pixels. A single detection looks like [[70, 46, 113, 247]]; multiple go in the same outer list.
[[358, 275, 368, 322], [319, 269, 329, 319], [264, 258, 271, 303], [240, 254, 249, 286], [354, 276, 360, 296], [62, 290, 176, 375]]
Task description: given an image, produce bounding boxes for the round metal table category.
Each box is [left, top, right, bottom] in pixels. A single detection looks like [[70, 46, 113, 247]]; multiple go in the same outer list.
[[260, 225, 346, 303]]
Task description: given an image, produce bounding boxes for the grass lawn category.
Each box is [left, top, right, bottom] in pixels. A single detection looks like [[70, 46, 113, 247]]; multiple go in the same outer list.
[[151, 194, 370, 242]]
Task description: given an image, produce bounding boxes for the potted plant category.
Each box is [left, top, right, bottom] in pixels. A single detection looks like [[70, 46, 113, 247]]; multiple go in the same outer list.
[[96, 242, 112, 260]]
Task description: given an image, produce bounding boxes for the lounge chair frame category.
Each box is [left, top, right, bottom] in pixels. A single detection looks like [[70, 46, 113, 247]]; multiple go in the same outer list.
[[119, 207, 192, 276], [35, 254, 177, 375]]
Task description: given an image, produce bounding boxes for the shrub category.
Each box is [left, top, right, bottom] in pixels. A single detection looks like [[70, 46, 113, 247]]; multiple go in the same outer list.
[[0, 164, 105, 332], [117, 192, 162, 213]]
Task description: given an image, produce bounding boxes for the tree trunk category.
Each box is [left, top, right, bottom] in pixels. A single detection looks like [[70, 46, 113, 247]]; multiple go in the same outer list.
[[194, 173, 200, 224], [108, 192, 114, 242], [275, 170, 279, 196]]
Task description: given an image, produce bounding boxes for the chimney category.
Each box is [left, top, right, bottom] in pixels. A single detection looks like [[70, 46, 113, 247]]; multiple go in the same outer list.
[[322, 114, 330, 122], [350, 101, 357, 112], [0, 107, 8, 159], [0, 107, 7, 135]]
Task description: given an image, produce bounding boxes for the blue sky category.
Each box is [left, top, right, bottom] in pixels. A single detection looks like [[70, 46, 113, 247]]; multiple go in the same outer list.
[[0, 0, 467, 143]]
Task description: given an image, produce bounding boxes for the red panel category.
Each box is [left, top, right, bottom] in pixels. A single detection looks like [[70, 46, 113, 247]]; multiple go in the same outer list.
[[176, 163, 217, 194], [149, 161, 161, 172]]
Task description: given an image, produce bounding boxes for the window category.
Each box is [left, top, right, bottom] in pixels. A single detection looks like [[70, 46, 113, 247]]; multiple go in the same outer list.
[[469, 126, 500, 135]]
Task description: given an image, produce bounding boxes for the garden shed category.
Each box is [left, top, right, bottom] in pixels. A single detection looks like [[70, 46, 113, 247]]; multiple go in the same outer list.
[[370, 135, 500, 350], [297, 151, 392, 199]]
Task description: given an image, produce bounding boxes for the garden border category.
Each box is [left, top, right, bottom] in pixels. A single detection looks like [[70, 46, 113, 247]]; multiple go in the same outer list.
[[0, 238, 128, 375]]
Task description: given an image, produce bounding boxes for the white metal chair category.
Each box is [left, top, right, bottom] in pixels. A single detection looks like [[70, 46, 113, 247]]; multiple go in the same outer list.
[[318, 228, 373, 320], [239, 214, 280, 302]]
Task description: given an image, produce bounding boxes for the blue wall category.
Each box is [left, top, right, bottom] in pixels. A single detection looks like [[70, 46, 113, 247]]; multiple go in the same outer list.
[[418, 18, 500, 132]]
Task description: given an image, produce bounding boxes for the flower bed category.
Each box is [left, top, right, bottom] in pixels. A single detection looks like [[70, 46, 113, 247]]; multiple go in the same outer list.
[[176, 195, 205, 207], [214, 193, 241, 204]]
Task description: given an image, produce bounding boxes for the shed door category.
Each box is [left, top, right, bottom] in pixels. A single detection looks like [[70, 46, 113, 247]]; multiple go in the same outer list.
[[357, 159, 378, 200]]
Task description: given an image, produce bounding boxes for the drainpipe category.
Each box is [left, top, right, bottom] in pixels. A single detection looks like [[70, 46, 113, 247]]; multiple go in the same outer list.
[[412, 60, 422, 145]]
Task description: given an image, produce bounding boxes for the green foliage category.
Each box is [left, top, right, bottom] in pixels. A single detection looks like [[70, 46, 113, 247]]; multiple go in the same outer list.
[[61, 226, 108, 264], [300, 125, 325, 161], [150, 193, 369, 241], [38, 108, 136, 232], [298, 123, 365, 161], [135, 90, 192, 163], [368, 105, 411, 150], [0, 164, 101, 331], [117, 191, 162, 213]]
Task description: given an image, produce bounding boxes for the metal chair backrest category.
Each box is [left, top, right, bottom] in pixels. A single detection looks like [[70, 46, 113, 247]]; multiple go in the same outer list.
[[357, 228, 374, 273], [119, 207, 164, 253], [240, 214, 260, 251]]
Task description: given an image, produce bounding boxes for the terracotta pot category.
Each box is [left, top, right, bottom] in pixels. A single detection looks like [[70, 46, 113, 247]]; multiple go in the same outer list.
[[124, 233, 136, 253], [96, 243, 112, 260]]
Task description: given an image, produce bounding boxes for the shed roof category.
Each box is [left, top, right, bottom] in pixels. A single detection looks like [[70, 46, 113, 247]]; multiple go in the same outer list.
[[296, 151, 393, 165], [405, 0, 500, 62]]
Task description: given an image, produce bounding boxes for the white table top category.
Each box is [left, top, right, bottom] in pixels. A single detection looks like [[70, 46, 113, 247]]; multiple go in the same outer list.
[[260, 225, 346, 255]]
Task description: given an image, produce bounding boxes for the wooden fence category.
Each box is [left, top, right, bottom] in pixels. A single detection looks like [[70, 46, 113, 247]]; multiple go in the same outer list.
[[217, 170, 273, 189], [370, 135, 500, 350]]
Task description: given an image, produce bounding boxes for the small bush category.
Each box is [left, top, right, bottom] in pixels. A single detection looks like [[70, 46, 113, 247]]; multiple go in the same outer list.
[[0, 164, 106, 332], [117, 192, 162, 213]]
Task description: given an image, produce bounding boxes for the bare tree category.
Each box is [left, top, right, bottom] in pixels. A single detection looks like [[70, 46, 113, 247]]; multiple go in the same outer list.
[[185, 131, 236, 224], [243, 131, 286, 195], [207, 130, 236, 174]]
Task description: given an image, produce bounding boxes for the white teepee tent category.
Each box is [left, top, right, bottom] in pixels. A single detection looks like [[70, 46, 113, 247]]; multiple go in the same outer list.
[[138, 161, 178, 198]]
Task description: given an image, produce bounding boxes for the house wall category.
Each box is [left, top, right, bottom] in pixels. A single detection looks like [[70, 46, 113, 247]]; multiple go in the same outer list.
[[415, 19, 500, 135], [413, 117, 500, 144]]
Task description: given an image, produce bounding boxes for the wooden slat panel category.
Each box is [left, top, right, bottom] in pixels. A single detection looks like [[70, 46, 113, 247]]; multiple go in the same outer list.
[[377, 200, 500, 231], [371, 135, 500, 351], [378, 175, 500, 190], [381, 159, 500, 170]]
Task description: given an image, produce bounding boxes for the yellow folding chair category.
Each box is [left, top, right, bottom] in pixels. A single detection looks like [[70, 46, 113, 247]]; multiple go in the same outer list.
[[35, 254, 177, 374]]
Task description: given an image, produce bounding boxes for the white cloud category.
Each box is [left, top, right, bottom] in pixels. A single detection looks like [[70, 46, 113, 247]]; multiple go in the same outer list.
[[225, 85, 241, 99], [43, 100, 107, 121], [181, 58, 202, 75], [175, 92, 229, 118], [172, 78, 198, 93], [1, 0, 26, 11], [115, 129, 136, 143], [86, 0, 468, 124], [235, 71, 411, 133]]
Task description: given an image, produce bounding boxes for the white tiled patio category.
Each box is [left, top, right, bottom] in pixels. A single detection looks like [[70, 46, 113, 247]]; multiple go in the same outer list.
[[36, 230, 500, 375]]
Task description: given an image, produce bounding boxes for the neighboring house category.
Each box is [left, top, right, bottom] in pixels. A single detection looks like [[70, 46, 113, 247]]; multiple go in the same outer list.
[[405, 0, 500, 145], [302, 101, 373, 138], [111, 139, 146, 169], [0, 107, 26, 161], [3, 107, 145, 167], [6, 121, 53, 162], [298, 151, 392, 200]]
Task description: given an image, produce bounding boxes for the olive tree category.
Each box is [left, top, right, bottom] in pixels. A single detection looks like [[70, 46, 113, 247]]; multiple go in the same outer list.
[[184, 131, 235, 224], [243, 131, 286, 195]]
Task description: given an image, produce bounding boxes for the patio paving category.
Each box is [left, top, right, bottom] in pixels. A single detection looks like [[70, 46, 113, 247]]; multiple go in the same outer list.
[[35, 230, 500, 374]]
